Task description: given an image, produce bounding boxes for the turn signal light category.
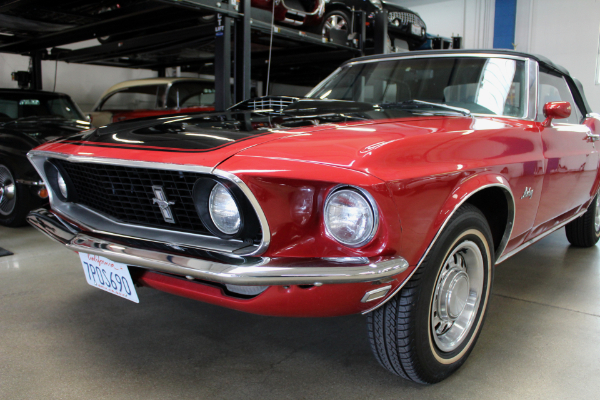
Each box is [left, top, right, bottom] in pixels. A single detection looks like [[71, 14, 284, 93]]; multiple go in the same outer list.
[[38, 187, 49, 199]]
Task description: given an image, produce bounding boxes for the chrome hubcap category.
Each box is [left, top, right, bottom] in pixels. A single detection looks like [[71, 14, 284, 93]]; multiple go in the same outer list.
[[0, 165, 16, 216], [431, 240, 484, 352], [595, 194, 600, 233], [323, 15, 348, 36]]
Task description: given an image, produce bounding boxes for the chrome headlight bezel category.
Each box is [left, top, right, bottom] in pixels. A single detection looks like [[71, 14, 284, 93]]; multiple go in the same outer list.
[[324, 186, 379, 248]]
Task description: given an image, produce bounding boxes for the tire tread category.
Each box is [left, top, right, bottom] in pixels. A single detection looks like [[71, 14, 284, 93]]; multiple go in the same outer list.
[[366, 204, 491, 384], [565, 195, 600, 247]]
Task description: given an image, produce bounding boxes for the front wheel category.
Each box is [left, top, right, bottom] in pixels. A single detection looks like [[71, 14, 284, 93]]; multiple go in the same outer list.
[[565, 192, 600, 247], [367, 204, 494, 384]]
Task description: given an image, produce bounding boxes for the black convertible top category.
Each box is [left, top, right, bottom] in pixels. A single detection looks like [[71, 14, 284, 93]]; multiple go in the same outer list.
[[346, 49, 570, 76]]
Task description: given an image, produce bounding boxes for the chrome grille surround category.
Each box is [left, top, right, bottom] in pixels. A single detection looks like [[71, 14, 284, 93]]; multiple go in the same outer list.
[[27, 151, 271, 256]]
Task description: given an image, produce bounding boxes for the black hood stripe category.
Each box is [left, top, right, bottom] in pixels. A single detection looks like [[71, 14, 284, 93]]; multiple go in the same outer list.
[[60, 130, 275, 153]]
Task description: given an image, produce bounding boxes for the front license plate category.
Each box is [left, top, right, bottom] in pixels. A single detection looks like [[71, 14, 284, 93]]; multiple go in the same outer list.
[[79, 253, 139, 303], [411, 23, 421, 36]]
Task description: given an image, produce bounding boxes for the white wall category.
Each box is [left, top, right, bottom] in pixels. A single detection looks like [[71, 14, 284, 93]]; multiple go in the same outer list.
[[515, 0, 600, 112], [397, 0, 495, 49], [0, 52, 157, 112]]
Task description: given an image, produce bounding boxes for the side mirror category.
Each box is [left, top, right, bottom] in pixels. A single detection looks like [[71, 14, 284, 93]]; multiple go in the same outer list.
[[542, 101, 571, 127]]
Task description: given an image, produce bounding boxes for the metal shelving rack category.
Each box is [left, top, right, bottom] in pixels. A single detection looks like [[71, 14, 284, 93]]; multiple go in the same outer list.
[[0, 0, 372, 110]]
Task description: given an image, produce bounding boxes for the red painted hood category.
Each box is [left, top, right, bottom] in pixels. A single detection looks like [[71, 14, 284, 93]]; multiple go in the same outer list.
[[230, 115, 507, 180]]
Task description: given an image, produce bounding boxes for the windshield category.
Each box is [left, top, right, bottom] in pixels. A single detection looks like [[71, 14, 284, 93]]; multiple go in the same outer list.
[[0, 94, 84, 122], [307, 57, 527, 118]]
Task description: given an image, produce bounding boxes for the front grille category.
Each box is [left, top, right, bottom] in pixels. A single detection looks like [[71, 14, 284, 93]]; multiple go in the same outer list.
[[247, 96, 299, 113], [55, 160, 212, 235], [388, 12, 425, 28]]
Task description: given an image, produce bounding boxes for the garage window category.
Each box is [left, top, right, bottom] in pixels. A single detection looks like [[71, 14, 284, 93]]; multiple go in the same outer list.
[[100, 85, 167, 111]]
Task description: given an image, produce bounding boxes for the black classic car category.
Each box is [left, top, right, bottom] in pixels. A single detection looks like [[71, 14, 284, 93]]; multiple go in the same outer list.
[[0, 89, 91, 226], [320, 0, 427, 51]]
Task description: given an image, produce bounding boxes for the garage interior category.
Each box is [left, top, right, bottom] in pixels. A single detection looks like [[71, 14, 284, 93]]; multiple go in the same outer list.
[[1, 0, 600, 398]]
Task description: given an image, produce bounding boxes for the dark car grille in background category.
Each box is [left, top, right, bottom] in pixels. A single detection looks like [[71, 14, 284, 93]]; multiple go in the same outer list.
[[55, 160, 212, 235], [388, 12, 425, 28]]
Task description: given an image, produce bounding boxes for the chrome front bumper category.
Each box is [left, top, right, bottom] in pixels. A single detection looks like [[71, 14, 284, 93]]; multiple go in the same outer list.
[[27, 208, 408, 286]]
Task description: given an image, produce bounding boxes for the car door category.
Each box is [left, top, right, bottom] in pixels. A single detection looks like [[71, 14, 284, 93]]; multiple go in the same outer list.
[[531, 67, 599, 231]]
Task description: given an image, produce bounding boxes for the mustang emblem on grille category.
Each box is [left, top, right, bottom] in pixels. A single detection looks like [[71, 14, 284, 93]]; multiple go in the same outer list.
[[152, 186, 176, 223]]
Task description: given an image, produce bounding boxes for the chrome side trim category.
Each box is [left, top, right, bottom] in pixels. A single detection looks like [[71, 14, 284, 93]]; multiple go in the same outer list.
[[361, 285, 392, 303], [362, 181, 515, 314], [27, 208, 409, 286], [28, 150, 215, 174], [495, 209, 586, 264], [16, 179, 45, 186], [345, 53, 532, 66], [27, 150, 270, 256]]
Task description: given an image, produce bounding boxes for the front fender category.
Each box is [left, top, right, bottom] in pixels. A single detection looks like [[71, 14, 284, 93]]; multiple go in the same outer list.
[[363, 172, 514, 314], [425, 173, 514, 263]]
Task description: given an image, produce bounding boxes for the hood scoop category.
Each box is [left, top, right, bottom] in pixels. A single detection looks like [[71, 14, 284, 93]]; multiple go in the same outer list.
[[232, 96, 300, 113]]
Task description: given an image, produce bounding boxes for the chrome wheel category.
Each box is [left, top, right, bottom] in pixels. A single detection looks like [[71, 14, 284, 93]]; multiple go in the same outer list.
[[595, 194, 600, 233], [431, 240, 484, 352], [322, 14, 348, 36], [0, 165, 16, 216]]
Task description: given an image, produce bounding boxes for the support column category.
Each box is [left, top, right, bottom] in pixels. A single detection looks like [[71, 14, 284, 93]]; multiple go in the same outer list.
[[235, 0, 251, 103], [215, 13, 232, 111], [31, 51, 43, 91], [373, 10, 388, 55], [355, 10, 366, 56]]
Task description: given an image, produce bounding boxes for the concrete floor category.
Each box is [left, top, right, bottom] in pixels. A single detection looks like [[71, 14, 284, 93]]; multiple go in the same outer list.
[[1, 225, 599, 400]]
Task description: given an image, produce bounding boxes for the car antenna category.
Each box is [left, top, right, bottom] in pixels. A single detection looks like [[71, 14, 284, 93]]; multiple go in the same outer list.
[[265, 0, 275, 97]]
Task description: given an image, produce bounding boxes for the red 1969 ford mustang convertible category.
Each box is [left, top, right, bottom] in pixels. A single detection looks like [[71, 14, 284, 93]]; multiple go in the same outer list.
[[26, 50, 600, 383]]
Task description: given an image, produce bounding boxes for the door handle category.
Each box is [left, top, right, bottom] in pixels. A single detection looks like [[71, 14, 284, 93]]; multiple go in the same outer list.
[[586, 132, 600, 142]]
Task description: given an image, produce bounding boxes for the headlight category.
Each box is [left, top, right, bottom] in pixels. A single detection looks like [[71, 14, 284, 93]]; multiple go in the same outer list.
[[57, 174, 68, 198], [209, 183, 241, 235], [369, 0, 383, 10], [324, 188, 378, 247], [43, 161, 74, 202]]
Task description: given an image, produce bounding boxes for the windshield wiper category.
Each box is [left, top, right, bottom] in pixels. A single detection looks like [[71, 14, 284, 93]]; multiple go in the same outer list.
[[381, 100, 471, 116], [16, 115, 68, 121]]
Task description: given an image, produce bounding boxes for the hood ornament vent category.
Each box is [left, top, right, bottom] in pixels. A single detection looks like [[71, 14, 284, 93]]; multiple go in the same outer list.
[[231, 96, 300, 113]]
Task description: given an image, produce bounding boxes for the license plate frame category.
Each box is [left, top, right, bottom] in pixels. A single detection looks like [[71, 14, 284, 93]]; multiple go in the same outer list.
[[79, 253, 139, 303]]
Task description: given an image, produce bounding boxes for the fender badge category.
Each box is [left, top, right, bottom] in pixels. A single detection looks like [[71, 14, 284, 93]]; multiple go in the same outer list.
[[521, 187, 534, 199]]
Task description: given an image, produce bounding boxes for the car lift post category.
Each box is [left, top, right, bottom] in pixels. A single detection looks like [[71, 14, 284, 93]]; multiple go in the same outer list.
[[235, 0, 251, 104], [354, 10, 367, 56], [30, 51, 43, 91], [215, 13, 232, 111], [373, 10, 388, 55]]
